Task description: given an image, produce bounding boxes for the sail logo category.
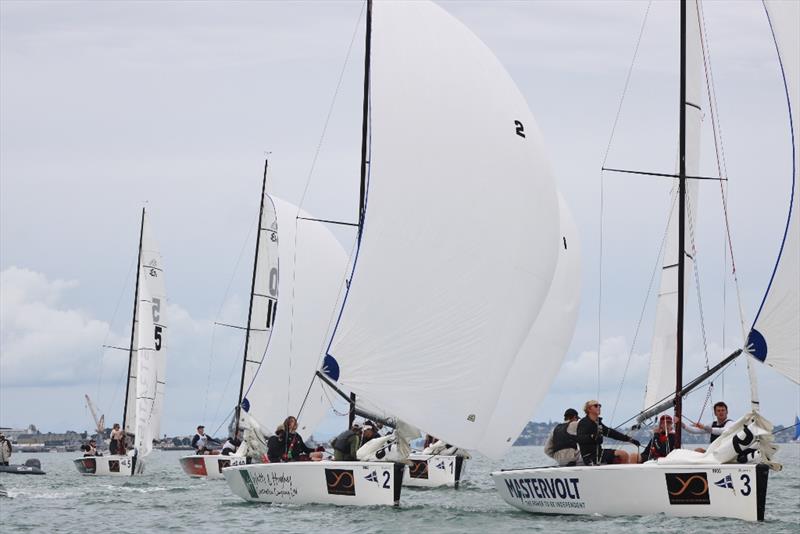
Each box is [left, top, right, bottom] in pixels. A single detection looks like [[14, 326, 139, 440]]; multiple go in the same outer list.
[[325, 468, 356, 496], [665, 472, 710, 505], [714, 474, 735, 492], [409, 459, 429, 479]]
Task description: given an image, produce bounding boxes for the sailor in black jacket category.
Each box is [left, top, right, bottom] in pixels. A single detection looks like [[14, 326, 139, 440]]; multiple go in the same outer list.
[[576, 400, 640, 465]]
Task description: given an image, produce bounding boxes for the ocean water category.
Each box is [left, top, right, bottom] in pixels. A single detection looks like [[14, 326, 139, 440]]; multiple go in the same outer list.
[[1, 445, 798, 533]]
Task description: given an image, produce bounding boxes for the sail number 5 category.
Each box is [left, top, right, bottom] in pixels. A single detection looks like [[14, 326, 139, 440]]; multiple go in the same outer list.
[[152, 297, 163, 351]]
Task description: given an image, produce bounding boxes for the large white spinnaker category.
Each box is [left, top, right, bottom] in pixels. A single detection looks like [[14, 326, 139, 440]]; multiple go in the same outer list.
[[133, 215, 166, 458], [643, 1, 704, 409], [746, 1, 800, 384], [243, 198, 349, 435], [476, 195, 581, 459], [325, 0, 559, 453]]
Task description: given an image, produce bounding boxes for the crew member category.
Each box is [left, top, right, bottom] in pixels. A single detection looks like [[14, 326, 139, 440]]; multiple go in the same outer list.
[[544, 408, 580, 466], [191, 425, 212, 455], [641, 414, 676, 462], [577, 400, 640, 465], [0, 434, 12, 466], [682, 401, 733, 449], [332, 422, 362, 461]]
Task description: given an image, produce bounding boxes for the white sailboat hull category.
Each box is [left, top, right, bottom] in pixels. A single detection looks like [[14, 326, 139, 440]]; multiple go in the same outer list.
[[179, 454, 247, 479], [403, 454, 466, 488], [73, 454, 144, 476], [223, 461, 404, 506], [491, 462, 769, 522]]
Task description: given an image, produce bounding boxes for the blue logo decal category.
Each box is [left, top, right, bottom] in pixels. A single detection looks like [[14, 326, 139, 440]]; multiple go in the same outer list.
[[365, 471, 378, 483], [714, 474, 734, 490], [746, 329, 767, 362], [322, 354, 340, 381], [436, 461, 446, 470], [241, 398, 251, 413]]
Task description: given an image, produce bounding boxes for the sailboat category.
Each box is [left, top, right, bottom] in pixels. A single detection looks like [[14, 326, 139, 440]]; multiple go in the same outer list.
[[181, 161, 350, 479], [223, 0, 568, 506], [492, 0, 799, 522], [74, 208, 167, 476], [794, 416, 800, 442]]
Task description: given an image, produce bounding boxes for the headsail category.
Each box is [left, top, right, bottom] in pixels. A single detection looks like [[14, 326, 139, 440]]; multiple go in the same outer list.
[[326, 1, 559, 454], [644, 1, 704, 409], [243, 198, 349, 435], [133, 215, 166, 458], [476, 194, 581, 458], [746, 1, 800, 385]]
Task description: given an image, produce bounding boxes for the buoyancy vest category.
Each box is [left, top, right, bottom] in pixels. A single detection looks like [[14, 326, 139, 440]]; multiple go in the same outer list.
[[709, 419, 731, 443], [333, 430, 356, 453], [552, 422, 578, 453]]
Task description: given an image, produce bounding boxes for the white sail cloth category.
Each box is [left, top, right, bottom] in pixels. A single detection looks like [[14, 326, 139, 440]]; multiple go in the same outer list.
[[133, 215, 166, 458], [475, 194, 581, 458], [644, 0, 704, 409], [746, 1, 800, 385], [243, 198, 349, 436], [327, 1, 559, 456], [658, 411, 780, 470], [240, 187, 279, 403]]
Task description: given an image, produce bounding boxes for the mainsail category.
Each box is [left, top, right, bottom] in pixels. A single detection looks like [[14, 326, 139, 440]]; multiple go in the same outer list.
[[243, 198, 349, 435], [643, 0, 703, 409], [476, 194, 582, 458], [325, 0, 560, 456], [133, 214, 166, 458], [746, 0, 800, 385]]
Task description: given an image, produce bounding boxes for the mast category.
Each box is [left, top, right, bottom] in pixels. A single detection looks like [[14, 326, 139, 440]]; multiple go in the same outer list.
[[122, 207, 145, 433], [358, 0, 373, 229], [235, 158, 270, 437], [674, 0, 687, 449]]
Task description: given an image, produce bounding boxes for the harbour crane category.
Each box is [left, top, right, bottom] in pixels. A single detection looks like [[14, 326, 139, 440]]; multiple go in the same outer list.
[[84, 394, 105, 437]]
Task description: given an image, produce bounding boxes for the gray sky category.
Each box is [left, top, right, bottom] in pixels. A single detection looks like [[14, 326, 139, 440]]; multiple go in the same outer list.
[[1, 0, 797, 439]]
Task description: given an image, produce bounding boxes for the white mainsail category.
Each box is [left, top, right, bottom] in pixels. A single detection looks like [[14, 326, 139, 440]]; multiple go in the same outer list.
[[239, 182, 280, 410], [133, 215, 166, 458], [643, 1, 704, 409], [325, 0, 559, 456], [476, 194, 581, 459], [243, 198, 349, 435], [746, 0, 800, 385]]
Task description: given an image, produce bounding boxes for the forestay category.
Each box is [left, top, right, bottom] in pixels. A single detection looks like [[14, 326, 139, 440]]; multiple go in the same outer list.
[[476, 195, 581, 458], [244, 198, 349, 436], [326, 1, 559, 453], [746, 0, 800, 385], [133, 215, 166, 458], [644, 0, 703, 409]]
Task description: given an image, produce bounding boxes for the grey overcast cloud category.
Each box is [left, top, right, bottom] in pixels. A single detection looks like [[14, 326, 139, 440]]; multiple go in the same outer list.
[[1, 1, 797, 438]]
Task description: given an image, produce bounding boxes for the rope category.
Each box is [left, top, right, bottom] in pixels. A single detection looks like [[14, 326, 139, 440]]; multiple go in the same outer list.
[[598, 0, 653, 401]]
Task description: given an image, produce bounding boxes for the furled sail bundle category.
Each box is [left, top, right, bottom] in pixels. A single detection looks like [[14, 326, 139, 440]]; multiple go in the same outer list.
[[325, 0, 560, 458]]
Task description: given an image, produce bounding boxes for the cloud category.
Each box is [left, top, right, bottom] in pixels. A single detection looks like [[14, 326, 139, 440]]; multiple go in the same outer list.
[[0, 266, 127, 387]]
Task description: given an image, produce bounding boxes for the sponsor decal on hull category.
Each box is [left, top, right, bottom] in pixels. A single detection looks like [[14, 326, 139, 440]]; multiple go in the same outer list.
[[665, 472, 710, 505], [238, 469, 299, 500], [409, 460, 429, 480], [503, 476, 585, 510], [76, 458, 96, 474], [325, 468, 356, 496]]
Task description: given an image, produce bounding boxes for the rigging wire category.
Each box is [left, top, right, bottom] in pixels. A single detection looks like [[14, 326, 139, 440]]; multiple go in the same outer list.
[[598, 1, 653, 400], [609, 191, 676, 424], [98, 256, 136, 412], [290, 2, 366, 420], [206, 213, 259, 427]]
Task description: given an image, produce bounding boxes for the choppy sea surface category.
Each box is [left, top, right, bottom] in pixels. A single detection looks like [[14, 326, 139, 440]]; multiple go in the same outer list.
[[1, 445, 798, 533]]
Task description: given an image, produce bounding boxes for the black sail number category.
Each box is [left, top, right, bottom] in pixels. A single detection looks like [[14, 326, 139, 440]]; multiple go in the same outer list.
[[515, 120, 526, 138]]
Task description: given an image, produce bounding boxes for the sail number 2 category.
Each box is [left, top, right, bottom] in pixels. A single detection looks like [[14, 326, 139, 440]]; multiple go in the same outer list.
[[152, 297, 163, 351], [515, 120, 526, 138]]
